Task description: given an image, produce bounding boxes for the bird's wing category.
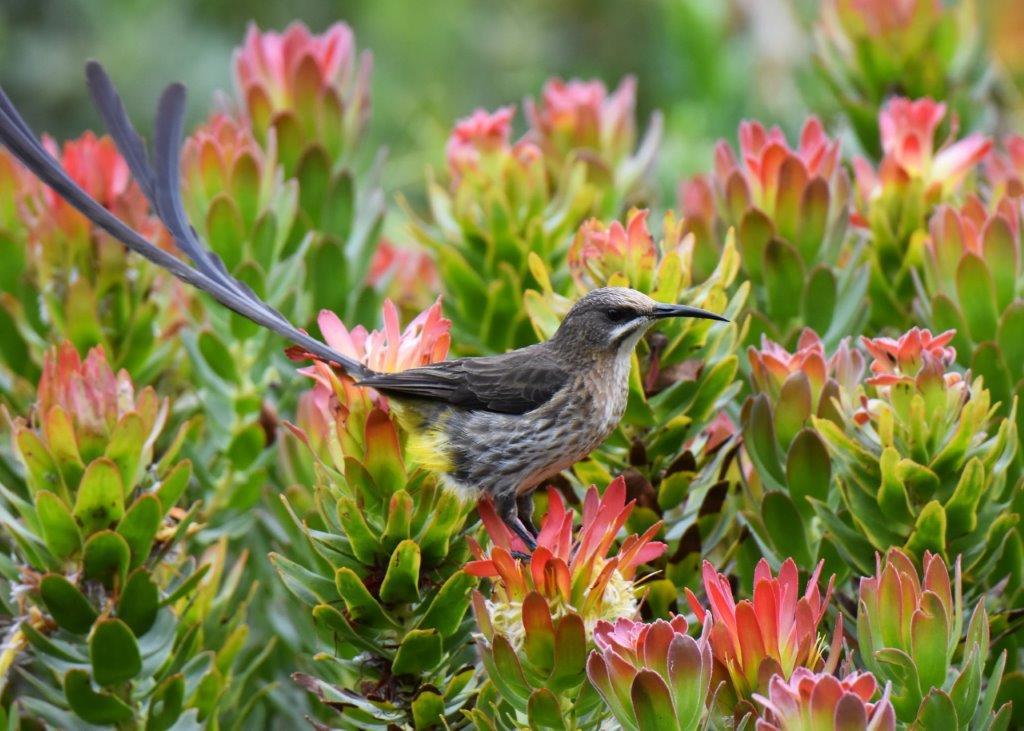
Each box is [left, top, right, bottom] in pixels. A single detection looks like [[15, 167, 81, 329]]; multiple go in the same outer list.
[[359, 345, 571, 414], [0, 62, 369, 378]]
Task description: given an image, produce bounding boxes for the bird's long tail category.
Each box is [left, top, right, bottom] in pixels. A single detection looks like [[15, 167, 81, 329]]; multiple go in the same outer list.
[[0, 61, 370, 379]]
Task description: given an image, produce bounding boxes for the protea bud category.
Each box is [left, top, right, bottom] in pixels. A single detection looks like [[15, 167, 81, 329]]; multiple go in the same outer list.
[[0, 343, 250, 727], [986, 134, 1024, 199], [586, 616, 714, 731], [684, 558, 841, 711], [812, 328, 1019, 601], [852, 98, 991, 328], [411, 104, 594, 354], [692, 117, 865, 347], [234, 21, 370, 170], [367, 238, 440, 317], [856, 549, 1012, 725], [753, 668, 896, 731], [524, 76, 661, 212], [914, 196, 1024, 430], [467, 477, 666, 728], [813, 0, 992, 157]]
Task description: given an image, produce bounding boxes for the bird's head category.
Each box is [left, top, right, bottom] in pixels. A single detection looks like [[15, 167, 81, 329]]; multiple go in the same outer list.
[[550, 287, 728, 357]]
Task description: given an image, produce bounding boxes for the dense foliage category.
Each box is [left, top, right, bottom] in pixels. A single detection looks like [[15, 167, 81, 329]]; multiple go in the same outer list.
[[2, 2, 1024, 729]]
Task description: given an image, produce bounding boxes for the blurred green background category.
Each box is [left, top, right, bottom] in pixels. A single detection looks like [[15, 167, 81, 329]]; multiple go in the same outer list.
[[0, 0, 821, 204]]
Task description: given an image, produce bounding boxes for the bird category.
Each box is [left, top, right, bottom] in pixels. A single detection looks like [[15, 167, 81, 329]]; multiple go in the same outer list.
[[0, 63, 727, 550]]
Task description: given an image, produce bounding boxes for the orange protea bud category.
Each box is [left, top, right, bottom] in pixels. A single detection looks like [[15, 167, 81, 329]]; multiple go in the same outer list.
[[753, 668, 895, 731], [860, 327, 958, 388], [685, 558, 840, 704], [749, 329, 864, 408], [367, 239, 440, 314], [467, 476, 666, 642], [569, 209, 659, 292]]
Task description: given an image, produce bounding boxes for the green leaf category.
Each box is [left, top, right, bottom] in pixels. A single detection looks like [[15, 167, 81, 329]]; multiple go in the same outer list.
[[742, 395, 786, 491], [90, 618, 141, 686], [118, 569, 159, 636], [198, 330, 239, 383], [527, 688, 566, 730], [785, 428, 831, 520], [762, 491, 812, 566], [39, 574, 97, 634], [763, 238, 805, 323], [737, 208, 772, 282], [943, 458, 985, 538], [774, 373, 812, 451], [64, 669, 133, 725], [206, 194, 246, 271], [631, 669, 677, 731], [996, 302, 1024, 378], [73, 458, 125, 534], [912, 689, 958, 731], [146, 673, 185, 731], [955, 253, 999, 343], [392, 629, 442, 675], [379, 539, 421, 604], [35, 490, 82, 559], [411, 689, 446, 730], [802, 265, 837, 336], [548, 613, 587, 693], [904, 501, 947, 561], [82, 530, 131, 589], [334, 568, 398, 628], [418, 571, 475, 638], [155, 459, 191, 515], [226, 421, 267, 470], [104, 413, 144, 490], [117, 494, 161, 569]]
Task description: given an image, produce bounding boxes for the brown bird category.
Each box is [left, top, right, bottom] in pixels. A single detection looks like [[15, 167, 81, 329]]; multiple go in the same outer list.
[[0, 63, 727, 549]]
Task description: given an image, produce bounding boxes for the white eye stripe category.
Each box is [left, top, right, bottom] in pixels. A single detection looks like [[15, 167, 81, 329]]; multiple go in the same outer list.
[[609, 317, 645, 342]]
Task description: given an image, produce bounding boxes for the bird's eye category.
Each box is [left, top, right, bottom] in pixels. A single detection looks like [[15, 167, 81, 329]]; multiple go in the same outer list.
[[606, 307, 633, 323]]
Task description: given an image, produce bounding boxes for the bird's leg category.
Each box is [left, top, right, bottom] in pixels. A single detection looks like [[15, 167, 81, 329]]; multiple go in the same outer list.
[[493, 492, 537, 557], [516, 493, 539, 538]]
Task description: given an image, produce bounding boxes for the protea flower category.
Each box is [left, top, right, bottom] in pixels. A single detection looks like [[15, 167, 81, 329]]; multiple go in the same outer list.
[[852, 98, 992, 328], [468, 477, 666, 728], [856, 549, 1012, 725], [986, 134, 1024, 198], [684, 558, 840, 708], [586, 616, 714, 731], [524, 76, 660, 209], [814, 0, 992, 157], [0, 343, 249, 727], [691, 117, 863, 348], [234, 21, 370, 167], [914, 196, 1024, 428], [812, 328, 1019, 601], [753, 668, 895, 731]]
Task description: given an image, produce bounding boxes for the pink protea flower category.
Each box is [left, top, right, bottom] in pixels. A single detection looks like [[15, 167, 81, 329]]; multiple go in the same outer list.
[[233, 22, 371, 157], [685, 558, 840, 702], [860, 328, 957, 387], [833, 0, 940, 40], [568, 209, 659, 291], [444, 106, 543, 182], [749, 330, 865, 406], [181, 112, 275, 204], [715, 117, 842, 215], [753, 668, 895, 731], [466, 476, 666, 637], [587, 615, 714, 730], [853, 98, 991, 211], [525, 76, 637, 166]]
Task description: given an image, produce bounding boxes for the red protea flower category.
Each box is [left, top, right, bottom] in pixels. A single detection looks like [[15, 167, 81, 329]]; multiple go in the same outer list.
[[685, 558, 840, 702], [753, 668, 895, 731], [444, 106, 544, 186], [466, 476, 666, 641], [587, 615, 714, 730], [367, 239, 440, 312]]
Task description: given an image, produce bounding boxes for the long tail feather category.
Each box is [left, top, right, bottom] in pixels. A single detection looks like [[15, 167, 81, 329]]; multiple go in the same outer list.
[[0, 63, 369, 378]]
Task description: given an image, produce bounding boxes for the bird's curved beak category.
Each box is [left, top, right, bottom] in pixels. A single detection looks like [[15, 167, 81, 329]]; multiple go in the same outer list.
[[652, 302, 729, 322]]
